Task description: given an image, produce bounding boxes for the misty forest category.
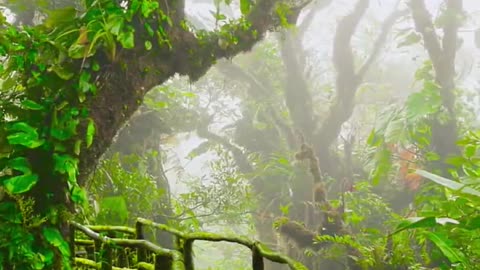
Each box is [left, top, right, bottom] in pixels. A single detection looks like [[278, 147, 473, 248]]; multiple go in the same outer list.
[[2, 0, 480, 269]]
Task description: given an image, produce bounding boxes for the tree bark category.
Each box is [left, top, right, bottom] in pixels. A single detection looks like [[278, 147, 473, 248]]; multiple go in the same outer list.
[[77, 0, 301, 186], [409, 0, 462, 172]]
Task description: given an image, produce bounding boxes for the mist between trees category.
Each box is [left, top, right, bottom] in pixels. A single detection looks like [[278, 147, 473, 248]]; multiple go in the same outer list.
[[1, 0, 480, 269]]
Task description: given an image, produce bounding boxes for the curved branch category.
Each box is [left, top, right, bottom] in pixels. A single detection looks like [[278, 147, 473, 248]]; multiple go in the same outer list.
[[79, 0, 311, 184], [316, 0, 400, 151], [314, 0, 369, 153], [409, 0, 443, 72]]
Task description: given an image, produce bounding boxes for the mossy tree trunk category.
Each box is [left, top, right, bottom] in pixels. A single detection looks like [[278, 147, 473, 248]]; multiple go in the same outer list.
[[1, 0, 308, 268]]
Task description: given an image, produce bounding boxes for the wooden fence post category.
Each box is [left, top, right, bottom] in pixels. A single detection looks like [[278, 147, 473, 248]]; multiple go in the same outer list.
[[252, 245, 264, 270], [154, 253, 173, 270], [183, 239, 194, 270], [100, 243, 113, 270], [136, 221, 147, 263]]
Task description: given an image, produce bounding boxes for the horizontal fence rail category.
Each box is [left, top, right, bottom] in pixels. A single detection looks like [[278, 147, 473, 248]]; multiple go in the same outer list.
[[71, 218, 307, 270]]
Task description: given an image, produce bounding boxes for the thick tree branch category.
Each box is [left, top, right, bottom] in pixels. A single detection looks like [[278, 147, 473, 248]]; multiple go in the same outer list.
[[276, 1, 332, 143], [79, 0, 309, 184], [409, 0, 444, 69], [316, 0, 401, 150], [409, 0, 462, 162], [314, 0, 369, 154], [440, 0, 462, 113], [310, 0, 400, 180]]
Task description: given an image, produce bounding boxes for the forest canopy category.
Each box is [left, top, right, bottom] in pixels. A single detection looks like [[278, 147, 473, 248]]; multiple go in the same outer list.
[[1, 0, 480, 269]]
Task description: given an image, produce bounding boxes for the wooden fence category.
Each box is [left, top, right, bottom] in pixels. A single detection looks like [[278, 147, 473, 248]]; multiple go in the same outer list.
[[71, 218, 307, 270]]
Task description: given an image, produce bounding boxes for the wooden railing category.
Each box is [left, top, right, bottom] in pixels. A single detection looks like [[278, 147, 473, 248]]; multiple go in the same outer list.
[[71, 218, 307, 270]]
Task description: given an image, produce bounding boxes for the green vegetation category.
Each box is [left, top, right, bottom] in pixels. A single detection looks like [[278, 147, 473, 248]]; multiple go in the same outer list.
[[1, 0, 480, 269]]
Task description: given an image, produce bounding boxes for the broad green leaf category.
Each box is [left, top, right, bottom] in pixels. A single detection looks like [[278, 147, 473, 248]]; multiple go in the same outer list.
[[144, 40, 152, 51], [7, 157, 32, 174], [78, 71, 92, 93], [4, 174, 39, 194], [405, 88, 441, 121], [212, 11, 227, 21], [141, 0, 160, 18], [53, 154, 78, 185], [106, 15, 124, 36], [98, 196, 129, 225], [86, 119, 95, 148], [464, 144, 477, 158], [42, 227, 71, 257], [416, 169, 480, 197], [21, 100, 44, 111], [7, 132, 44, 148], [393, 217, 459, 235], [370, 146, 392, 186], [6, 122, 44, 148], [71, 186, 87, 206], [424, 231, 464, 264], [118, 27, 135, 49], [68, 44, 88, 59], [7, 122, 37, 134], [425, 151, 440, 161], [7, 157, 31, 174]]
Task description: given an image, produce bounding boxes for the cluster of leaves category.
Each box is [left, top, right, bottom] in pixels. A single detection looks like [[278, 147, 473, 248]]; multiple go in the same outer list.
[[366, 60, 442, 185], [174, 147, 256, 230], [399, 131, 480, 268], [363, 62, 480, 268], [0, 0, 178, 267], [0, 10, 89, 269], [295, 182, 417, 269], [84, 152, 166, 225], [0, 196, 70, 269]]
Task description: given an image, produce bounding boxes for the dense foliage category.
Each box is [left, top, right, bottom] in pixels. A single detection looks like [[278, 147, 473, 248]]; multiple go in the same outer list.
[[1, 0, 480, 269]]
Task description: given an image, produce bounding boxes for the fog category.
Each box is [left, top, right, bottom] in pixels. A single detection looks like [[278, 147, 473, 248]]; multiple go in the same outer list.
[[3, 0, 480, 269], [153, 1, 480, 269]]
